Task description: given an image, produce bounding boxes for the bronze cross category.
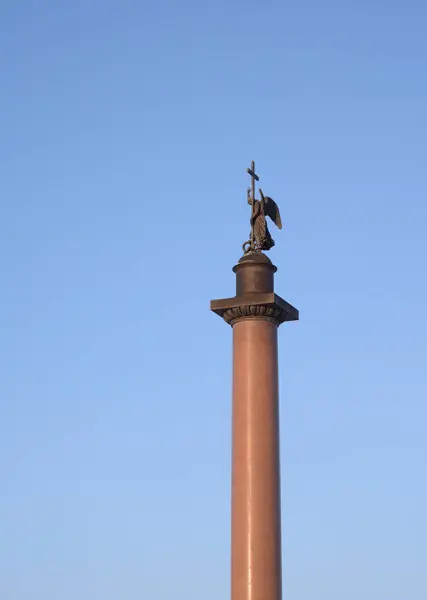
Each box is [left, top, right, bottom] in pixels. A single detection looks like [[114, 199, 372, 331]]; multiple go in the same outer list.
[[247, 160, 260, 248], [246, 160, 259, 203]]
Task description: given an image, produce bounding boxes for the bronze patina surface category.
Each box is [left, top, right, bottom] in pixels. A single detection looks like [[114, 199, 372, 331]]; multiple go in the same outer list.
[[243, 161, 283, 255]]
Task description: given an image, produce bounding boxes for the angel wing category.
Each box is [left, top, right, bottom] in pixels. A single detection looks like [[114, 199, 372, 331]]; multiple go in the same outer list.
[[261, 191, 282, 230]]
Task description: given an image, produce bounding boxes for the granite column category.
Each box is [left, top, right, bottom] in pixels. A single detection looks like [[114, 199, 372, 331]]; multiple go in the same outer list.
[[211, 252, 298, 600]]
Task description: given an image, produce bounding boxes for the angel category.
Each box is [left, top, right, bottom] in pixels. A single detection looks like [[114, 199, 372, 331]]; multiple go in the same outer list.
[[244, 187, 283, 253]]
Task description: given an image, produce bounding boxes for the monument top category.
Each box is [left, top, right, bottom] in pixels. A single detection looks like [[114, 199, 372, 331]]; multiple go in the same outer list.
[[243, 161, 283, 256], [210, 161, 299, 327]]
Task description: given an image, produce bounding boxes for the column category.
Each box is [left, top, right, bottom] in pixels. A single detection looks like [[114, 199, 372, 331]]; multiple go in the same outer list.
[[211, 252, 298, 600]]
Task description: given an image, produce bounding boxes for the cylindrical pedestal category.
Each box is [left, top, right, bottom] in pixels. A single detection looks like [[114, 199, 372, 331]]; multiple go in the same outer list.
[[232, 319, 281, 600]]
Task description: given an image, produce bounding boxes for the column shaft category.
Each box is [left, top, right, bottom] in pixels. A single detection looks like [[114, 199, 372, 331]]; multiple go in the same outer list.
[[231, 319, 282, 600]]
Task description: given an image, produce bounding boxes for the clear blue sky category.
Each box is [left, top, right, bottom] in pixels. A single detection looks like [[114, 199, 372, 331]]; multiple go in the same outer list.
[[1, 1, 426, 598]]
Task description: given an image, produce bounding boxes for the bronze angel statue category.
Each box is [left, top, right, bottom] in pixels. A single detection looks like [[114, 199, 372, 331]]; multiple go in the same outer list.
[[243, 187, 283, 254]]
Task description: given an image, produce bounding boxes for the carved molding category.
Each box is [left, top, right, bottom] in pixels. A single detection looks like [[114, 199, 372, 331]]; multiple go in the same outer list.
[[222, 304, 288, 326], [211, 292, 299, 326]]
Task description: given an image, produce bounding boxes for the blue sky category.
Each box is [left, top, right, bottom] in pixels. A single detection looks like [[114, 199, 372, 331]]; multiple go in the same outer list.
[[1, 1, 426, 598]]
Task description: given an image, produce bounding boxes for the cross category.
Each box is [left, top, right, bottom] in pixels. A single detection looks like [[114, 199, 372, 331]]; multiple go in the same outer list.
[[246, 160, 259, 204], [246, 160, 260, 248]]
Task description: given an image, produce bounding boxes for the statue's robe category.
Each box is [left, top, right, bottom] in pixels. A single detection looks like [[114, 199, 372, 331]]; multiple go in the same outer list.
[[252, 201, 275, 250]]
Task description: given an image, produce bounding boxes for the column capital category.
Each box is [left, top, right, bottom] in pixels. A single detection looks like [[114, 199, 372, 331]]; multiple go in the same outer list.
[[211, 292, 299, 327], [210, 252, 299, 327]]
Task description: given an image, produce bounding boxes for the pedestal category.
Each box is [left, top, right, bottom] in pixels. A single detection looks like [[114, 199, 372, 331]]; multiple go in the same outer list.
[[211, 253, 298, 600]]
